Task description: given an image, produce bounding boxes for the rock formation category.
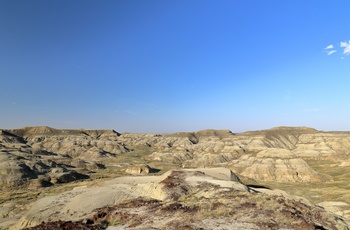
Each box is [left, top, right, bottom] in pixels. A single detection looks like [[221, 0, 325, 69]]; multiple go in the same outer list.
[[0, 129, 86, 190], [2, 126, 350, 229], [15, 168, 350, 230], [229, 148, 325, 182], [0, 127, 127, 190], [125, 164, 152, 175], [2, 125, 350, 188]]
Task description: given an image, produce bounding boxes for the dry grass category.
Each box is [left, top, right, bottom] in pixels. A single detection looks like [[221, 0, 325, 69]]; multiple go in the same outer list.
[[86, 187, 342, 230]]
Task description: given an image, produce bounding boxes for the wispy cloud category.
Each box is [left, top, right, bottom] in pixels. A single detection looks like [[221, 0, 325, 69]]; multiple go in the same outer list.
[[324, 40, 350, 58], [340, 40, 350, 55], [326, 50, 336, 55], [324, 44, 336, 55]]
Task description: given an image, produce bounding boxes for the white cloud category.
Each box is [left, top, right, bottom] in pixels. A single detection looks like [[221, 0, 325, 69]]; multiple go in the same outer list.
[[340, 41, 348, 47], [327, 50, 337, 55], [324, 40, 350, 57], [326, 50, 336, 55], [340, 40, 350, 55]]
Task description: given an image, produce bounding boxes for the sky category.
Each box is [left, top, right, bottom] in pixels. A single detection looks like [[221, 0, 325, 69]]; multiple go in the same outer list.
[[1, 0, 350, 133]]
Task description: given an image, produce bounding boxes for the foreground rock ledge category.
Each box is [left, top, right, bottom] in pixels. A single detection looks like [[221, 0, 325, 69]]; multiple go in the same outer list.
[[12, 168, 350, 230]]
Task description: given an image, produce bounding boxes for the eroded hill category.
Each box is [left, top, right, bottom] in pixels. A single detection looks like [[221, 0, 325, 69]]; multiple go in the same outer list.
[[1, 126, 350, 229], [14, 168, 350, 230]]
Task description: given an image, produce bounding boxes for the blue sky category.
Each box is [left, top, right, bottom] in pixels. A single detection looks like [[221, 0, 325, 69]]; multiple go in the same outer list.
[[1, 0, 350, 133]]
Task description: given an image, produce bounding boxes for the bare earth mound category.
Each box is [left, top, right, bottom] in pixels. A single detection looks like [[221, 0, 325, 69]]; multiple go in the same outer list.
[[12, 168, 350, 230]]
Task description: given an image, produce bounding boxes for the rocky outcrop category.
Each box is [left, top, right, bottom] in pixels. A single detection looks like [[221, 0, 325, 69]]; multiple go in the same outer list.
[[125, 164, 152, 175], [25, 131, 129, 159], [0, 127, 132, 190], [0, 147, 87, 190], [12, 168, 247, 229], [0, 129, 89, 190], [340, 158, 350, 167], [143, 127, 350, 183], [318, 201, 350, 220], [3, 126, 350, 229], [3, 126, 350, 187], [3, 126, 350, 188], [13, 168, 350, 230], [229, 148, 326, 182]]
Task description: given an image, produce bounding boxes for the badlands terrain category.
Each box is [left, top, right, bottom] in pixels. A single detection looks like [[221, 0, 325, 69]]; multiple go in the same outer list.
[[1, 126, 350, 229]]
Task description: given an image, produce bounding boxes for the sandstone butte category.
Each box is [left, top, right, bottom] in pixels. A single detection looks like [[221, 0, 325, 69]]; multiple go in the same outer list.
[[0, 126, 350, 229]]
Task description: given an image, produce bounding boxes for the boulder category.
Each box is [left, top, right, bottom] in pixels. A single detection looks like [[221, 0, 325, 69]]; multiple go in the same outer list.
[[125, 164, 152, 175]]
